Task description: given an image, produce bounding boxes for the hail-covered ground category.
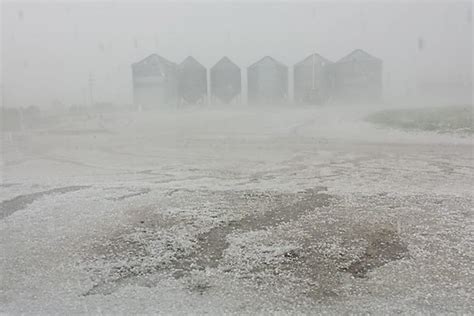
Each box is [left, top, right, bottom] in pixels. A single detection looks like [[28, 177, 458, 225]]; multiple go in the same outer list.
[[1, 105, 473, 314]]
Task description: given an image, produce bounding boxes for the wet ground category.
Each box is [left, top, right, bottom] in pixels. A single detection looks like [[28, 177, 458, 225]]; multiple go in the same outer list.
[[1, 106, 473, 314]]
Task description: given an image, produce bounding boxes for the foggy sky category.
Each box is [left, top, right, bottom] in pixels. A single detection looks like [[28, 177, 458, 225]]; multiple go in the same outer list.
[[2, 0, 472, 108]]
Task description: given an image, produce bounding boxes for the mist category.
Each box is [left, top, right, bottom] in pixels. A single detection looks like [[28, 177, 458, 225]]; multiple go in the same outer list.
[[2, 1, 472, 107], [1, 1, 473, 314]]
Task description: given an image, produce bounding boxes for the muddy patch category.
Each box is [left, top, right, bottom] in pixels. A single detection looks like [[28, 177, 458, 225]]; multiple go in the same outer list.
[[0, 183, 19, 188], [340, 228, 408, 278], [0, 185, 90, 220], [83, 187, 332, 295], [82, 188, 412, 300], [172, 187, 332, 276], [108, 188, 152, 201]]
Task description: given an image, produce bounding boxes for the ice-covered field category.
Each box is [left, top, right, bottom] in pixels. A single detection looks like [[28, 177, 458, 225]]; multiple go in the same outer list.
[[1, 105, 473, 314]]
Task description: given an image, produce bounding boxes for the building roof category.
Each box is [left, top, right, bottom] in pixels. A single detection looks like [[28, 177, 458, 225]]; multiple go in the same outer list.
[[132, 53, 176, 69], [211, 56, 240, 71], [132, 54, 176, 77], [248, 56, 287, 69], [295, 53, 332, 67], [337, 49, 382, 63], [179, 56, 206, 70]]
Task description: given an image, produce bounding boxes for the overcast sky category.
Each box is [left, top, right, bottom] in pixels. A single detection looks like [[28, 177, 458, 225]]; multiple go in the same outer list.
[[2, 0, 472, 107]]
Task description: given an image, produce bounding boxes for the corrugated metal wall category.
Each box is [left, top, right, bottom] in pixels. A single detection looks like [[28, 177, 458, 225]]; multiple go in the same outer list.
[[178, 56, 207, 105], [247, 56, 288, 105], [210, 57, 241, 104]]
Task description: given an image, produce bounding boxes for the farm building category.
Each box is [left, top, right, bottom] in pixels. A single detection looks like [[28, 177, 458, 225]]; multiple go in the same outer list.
[[247, 56, 288, 105], [328, 49, 383, 103], [210, 57, 241, 104], [178, 56, 207, 105], [294, 53, 332, 105], [131, 54, 178, 109]]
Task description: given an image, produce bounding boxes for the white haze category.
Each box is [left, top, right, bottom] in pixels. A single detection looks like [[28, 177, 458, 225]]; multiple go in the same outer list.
[[1, 0, 472, 108], [2, 2, 474, 314]]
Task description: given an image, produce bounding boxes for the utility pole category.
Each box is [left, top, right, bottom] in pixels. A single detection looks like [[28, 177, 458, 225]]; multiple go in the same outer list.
[[1, 84, 4, 109], [82, 87, 88, 107], [88, 72, 94, 106]]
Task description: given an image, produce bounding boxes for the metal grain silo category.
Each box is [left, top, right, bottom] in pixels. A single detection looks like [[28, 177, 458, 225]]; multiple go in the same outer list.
[[132, 54, 178, 109], [294, 53, 332, 105], [178, 56, 207, 105], [210, 57, 241, 104], [328, 49, 383, 103], [247, 56, 288, 105]]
